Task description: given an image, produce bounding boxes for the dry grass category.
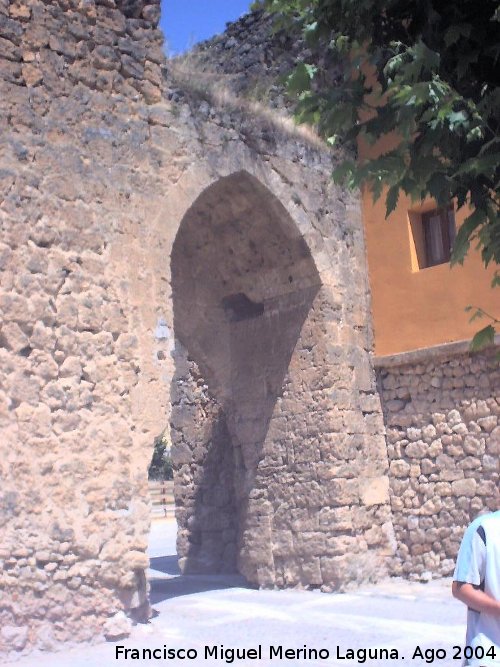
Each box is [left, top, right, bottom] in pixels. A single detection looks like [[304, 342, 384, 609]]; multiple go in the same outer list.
[[166, 56, 327, 151]]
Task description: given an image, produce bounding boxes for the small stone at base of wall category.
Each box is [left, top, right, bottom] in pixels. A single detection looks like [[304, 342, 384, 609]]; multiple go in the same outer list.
[[103, 612, 132, 641], [0, 625, 29, 652]]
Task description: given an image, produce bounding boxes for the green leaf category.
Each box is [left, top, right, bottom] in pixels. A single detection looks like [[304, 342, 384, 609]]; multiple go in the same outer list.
[[334, 35, 350, 53], [466, 126, 483, 142], [447, 111, 468, 129], [444, 23, 472, 47], [385, 185, 399, 217], [303, 21, 318, 38], [287, 63, 316, 94], [332, 160, 355, 186], [304, 63, 318, 79], [470, 325, 496, 352], [451, 208, 485, 265], [264, 0, 500, 281], [427, 172, 449, 205]]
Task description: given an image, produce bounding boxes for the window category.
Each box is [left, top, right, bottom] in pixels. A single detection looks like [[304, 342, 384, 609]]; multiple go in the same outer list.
[[421, 206, 456, 267], [408, 205, 456, 270]]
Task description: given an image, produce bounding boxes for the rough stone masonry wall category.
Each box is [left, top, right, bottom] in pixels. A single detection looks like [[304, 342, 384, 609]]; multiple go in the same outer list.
[[0, 2, 394, 657], [175, 9, 342, 113], [0, 0, 171, 655], [377, 344, 500, 581], [169, 171, 394, 589]]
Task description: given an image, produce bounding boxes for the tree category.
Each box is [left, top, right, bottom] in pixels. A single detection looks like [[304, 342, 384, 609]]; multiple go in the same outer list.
[[260, 0, 500, 347], [148, 432, 173, 481]]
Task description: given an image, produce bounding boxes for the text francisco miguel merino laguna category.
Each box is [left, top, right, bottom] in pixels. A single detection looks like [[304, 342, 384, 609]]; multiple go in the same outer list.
[[115, 644, 404, 663]]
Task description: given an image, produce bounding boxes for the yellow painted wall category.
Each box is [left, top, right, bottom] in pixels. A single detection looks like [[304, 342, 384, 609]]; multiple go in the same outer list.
[[362, 187, 499, 356], [355, 59, 499, 356]]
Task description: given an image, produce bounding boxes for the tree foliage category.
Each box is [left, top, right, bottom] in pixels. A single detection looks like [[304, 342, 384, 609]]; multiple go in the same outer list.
[[148, 432, 173, 481], [261, 0, 500, 301]]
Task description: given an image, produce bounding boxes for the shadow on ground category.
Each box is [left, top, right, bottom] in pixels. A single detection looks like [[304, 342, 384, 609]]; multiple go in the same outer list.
[[148, 554, 250, 604], [149, 555, 181, 576]]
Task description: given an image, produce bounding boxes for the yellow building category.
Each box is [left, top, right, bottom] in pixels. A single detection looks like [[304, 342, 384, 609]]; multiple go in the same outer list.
[[360, 166, 499, 357]]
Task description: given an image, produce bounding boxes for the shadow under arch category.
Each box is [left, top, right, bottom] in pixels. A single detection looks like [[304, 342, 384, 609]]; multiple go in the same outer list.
[[170, 170, 321, 583]]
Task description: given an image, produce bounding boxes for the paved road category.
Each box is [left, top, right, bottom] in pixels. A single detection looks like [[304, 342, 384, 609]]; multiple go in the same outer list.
[[4, 519, 468, 667]]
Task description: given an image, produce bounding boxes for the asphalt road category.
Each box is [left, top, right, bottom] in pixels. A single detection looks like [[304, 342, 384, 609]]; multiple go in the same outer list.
[[4, 519, 468, 667]]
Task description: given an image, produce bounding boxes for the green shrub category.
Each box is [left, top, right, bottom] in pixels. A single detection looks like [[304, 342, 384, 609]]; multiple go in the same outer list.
[[148, 432, 173, 481]]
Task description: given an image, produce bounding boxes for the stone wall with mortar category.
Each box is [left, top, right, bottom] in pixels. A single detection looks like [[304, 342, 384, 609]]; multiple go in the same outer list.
[[0, 1, 393, 657], [192, 9, 500, 587], [376, 344, 499, 581]]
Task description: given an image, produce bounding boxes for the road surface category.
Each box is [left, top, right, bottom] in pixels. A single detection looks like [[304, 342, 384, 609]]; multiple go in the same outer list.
[[3, 519, 468, 667]]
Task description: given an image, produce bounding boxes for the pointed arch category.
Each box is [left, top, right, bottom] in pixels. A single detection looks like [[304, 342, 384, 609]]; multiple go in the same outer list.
[[170, 171, 321, 577]]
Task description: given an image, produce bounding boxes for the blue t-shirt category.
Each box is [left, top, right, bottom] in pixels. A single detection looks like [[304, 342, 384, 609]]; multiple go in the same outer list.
[[454, 511, 500, 666]]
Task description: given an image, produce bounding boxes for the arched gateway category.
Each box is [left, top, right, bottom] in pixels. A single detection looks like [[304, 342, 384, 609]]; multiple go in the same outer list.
[[0, 0, 394, 652], [170, 171, 393, 588]]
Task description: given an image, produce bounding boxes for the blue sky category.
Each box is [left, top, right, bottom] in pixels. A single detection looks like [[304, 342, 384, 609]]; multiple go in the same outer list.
[[160, 0, 253, 55]]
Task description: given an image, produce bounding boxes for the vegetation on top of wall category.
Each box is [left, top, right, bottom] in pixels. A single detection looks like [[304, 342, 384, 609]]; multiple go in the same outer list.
[[259, 0, 500, 349]]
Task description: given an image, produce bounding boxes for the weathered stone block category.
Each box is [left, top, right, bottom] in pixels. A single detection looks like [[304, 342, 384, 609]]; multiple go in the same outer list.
[[359, 476, 389, 506]]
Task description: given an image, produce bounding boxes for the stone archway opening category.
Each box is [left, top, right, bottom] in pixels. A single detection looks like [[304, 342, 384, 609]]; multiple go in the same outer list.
[[170, 171, 321, 580]]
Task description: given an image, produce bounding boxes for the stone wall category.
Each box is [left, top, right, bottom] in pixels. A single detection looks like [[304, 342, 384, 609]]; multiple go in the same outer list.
[[174, 9, 341, 114], [376, 343, 500, 581], [2, 1, 497, 658], [0, 1, 393, 657], [0, 0, 169, 654], [170, 172, 393, 589]]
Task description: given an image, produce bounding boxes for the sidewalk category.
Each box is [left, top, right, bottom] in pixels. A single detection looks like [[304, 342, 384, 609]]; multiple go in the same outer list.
[[3, 520, 467, 667]]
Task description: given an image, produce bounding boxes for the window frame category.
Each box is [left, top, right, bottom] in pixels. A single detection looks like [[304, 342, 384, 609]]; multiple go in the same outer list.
[[421, 205, 456, 268]]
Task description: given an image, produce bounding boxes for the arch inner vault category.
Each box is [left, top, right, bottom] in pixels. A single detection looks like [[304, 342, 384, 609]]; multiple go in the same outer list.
[[170, 171, 390, 588]]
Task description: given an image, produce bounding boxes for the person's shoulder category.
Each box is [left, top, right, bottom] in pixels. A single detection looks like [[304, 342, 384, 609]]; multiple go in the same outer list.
[[465, 512, 489, 533], [460, 511, 496, 543], [466, 511, 500, 545], [478, 510, 500, 529], [470, 510, 500, 524]]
